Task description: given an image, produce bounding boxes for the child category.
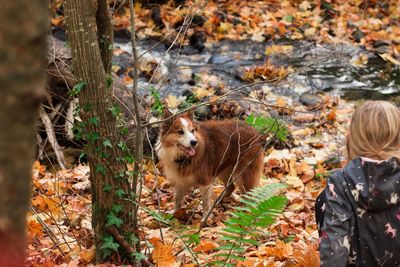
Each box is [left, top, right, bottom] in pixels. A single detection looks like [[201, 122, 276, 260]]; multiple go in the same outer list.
[[316, 100, 400, 266]]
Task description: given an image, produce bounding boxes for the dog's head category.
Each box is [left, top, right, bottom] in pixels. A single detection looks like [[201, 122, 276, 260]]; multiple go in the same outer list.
[[159, 108, 199, 157]]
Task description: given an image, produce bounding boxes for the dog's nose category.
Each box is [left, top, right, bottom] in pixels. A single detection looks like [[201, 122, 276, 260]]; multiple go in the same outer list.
[[190, 140, 198, 147]]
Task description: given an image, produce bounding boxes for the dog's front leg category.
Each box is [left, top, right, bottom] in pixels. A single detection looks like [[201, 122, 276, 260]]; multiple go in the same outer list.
[[174, 186, 186, 212], [200, 185, 215, 224]]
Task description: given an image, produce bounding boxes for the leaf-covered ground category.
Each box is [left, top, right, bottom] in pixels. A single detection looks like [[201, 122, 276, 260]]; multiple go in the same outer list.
[[27, 92, 355, 266], [28, 0, 399, 266]]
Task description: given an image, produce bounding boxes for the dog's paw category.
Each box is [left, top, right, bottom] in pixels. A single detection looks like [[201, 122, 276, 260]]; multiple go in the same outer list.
[[173, 208, 190, 222], [200, 213, 215, 227]]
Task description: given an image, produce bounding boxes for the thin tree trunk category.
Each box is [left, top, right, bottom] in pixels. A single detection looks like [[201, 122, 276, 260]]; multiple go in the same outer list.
[[65, 0, 137, 263], [0, 1, 47, 266]]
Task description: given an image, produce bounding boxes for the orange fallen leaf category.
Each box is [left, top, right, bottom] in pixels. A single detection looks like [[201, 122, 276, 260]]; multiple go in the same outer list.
[[27, 220, 43, 240], [79, 248, 95, 263], [265, 239, 293, 261], [33, 160, 46, 175], [193, 241, 218, 253], [292, 244, 320, 267], [151, 238, 178, 267], [326, 108, 336, 122]]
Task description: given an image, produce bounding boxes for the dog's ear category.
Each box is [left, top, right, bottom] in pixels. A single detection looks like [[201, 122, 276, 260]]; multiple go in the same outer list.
[[183, 109, 194, 120], [161, 108, 173, 135], [163, 108, 173, 119]]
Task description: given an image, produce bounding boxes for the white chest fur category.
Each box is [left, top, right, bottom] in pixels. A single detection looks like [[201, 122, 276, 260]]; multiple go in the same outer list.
[[156, 139, 196, 188]]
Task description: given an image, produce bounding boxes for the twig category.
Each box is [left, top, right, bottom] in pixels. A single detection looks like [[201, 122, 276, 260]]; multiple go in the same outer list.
[[39, 106, 66, 169], [109, 226, 135, 254], [28, 204, 65, 256], [129, 0, 144, 255]]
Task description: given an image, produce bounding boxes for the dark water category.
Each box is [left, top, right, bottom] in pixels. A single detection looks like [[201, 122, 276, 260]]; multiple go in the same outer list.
[[114, 38, 400, 102]]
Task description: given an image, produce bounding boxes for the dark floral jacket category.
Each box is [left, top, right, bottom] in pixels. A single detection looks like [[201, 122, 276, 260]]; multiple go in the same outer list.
[[318, 157, 400, 267]]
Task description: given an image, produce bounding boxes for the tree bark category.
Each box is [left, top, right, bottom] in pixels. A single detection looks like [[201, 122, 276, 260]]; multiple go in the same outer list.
[[0, 1, 47, 266], [65, 0, 137, 263]]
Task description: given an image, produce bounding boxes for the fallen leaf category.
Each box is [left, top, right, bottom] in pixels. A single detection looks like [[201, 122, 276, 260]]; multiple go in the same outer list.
[[265, 239, 294, 260], [380, 53, 400, 65], [193, 241, 218, 253], [151, 239, 178, 267]]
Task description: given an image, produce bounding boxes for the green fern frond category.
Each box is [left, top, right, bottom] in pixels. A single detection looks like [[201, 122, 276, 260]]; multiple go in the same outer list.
[[212, 183, 287, 266], [245, 114, 288, 141]]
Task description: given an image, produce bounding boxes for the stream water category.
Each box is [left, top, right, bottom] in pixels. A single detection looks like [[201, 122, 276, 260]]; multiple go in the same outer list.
[[114, 38, 400, 103]]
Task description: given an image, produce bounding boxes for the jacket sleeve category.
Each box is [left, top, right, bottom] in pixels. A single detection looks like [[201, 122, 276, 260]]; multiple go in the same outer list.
[[319, 172, 353, 267]]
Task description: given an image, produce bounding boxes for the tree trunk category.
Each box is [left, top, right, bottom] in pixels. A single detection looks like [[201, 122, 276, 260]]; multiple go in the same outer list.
[[64, 0, 139, 263], [0, 1, 47, 266]]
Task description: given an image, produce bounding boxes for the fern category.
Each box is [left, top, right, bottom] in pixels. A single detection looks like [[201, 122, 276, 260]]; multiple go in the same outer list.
[[245, 114, 288, 141], [212, 183, 287, 267]]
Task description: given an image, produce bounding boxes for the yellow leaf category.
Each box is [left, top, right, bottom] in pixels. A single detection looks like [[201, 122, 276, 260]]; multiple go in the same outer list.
[[166, 95, 184, 109], [304, 27, 316, 37], [194, 87, 214, 100], [286, 158, 304, 189], [265, 45, 293, 56], [251, 32, 265, 42], [217, 22, 233, 33]]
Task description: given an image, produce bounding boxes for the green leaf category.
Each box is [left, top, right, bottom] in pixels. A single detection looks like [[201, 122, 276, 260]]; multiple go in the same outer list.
[[112, 204, 124, 214], [106, 212, 123, 228], [101, 235, 120, 254], [118, 141, 128, 152], [115, 189, 126, 198], [69, 81, 87, 97], [103, 184, 112, 192], [245, 114, 288, 141], [103, 139, 113, 148], [132, 252, 147, 262], [150, 87, 163, 116], [82, 103, 93, 112], [86, 132, 100, 144], [88, 116, 100, 127], [283, 15, 294, 23], [95, 164, 107, 176], [106, 74, 113, 87], [182, 233, 201, 245], [109, 105, 122, 117]]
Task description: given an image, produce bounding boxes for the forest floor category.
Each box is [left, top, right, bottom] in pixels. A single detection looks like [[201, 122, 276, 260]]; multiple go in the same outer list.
[[28, 0, 400, 266]]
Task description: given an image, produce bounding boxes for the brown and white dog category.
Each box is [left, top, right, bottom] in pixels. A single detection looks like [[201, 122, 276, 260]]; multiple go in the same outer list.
[[156, 108, 264, 222]]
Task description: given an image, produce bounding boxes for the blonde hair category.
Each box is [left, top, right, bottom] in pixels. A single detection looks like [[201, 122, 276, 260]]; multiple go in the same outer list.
[[347, 100, 400, 160]]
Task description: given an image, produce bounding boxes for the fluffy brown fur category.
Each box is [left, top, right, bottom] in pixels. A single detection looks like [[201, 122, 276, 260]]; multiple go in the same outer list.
[[156, 109, 264, 221]]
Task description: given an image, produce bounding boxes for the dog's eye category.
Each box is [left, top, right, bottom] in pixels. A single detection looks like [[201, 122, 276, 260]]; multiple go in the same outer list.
[[178, 130, 184, 135], [191, 129, 195, 133]]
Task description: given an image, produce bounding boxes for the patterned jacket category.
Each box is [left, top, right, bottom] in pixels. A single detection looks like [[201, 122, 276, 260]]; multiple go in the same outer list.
[[319, 157, 400, 266]]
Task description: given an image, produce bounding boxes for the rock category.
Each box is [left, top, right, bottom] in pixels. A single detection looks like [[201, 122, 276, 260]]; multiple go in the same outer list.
[[208, 54, 233, 65], [177, 68, 193, 82], [195, 105, 211, 120], [139, 52, 169, 84], [373, 40, 391, 48], [299, 92, 323, 107], [375, 45, 391, 54], [114, 28, 131, 43], [352, 29, 365, 42], [50, 26, 67, 42], [191, 15, 206, 27], [189, 31, 207, 52], [182, 89, 194, 98]]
